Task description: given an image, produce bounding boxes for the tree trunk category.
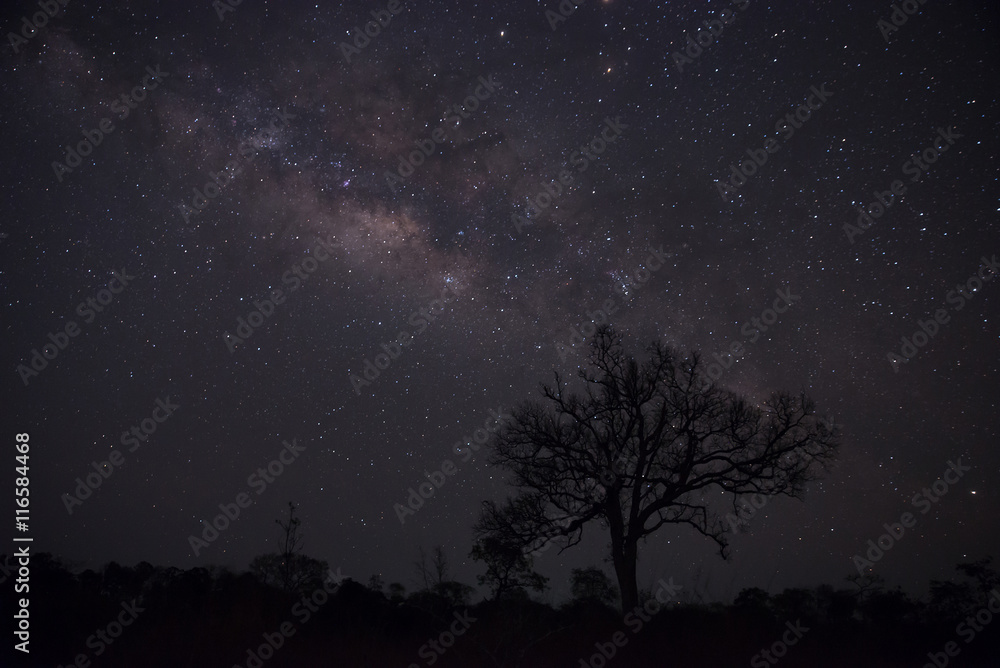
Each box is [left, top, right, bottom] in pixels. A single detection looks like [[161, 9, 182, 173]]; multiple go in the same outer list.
[[611, 538, 639, 613]]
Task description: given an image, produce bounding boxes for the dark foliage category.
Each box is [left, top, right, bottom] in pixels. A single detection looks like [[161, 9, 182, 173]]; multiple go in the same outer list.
[[5, 553, 998, 667]]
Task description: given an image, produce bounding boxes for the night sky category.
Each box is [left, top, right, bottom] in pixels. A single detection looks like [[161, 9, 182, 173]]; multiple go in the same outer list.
[[3, 0, 998, 605]]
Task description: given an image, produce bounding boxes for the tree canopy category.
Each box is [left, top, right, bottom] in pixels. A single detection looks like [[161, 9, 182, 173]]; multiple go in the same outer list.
[[475, 326, 839, 612]]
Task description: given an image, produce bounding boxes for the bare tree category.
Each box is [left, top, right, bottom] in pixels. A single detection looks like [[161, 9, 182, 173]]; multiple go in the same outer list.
[[477, 326, 839, 613], [413, 545, 432, 591], [277, 501, 303, 592], [250, 501, 327, 595], [431, 545, 449, 589], [413, 544, 451, 592], [846, 572, 885, 603], [956, 556, 999, 598]]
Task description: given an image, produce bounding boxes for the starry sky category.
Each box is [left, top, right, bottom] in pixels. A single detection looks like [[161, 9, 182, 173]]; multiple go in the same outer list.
[[3, 0, 998, 603]]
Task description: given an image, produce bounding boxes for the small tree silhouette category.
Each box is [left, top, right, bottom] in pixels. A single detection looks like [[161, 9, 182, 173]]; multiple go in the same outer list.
[[570, 566, 618, 607], [734, 587, 772, 614], [956, 556, 999, 598], [413, 545, 432, 591], [277, 501, 303, 591], [250, 501, 327, 595], [469, 534, 548, 602], [388, 581, 406, 603]]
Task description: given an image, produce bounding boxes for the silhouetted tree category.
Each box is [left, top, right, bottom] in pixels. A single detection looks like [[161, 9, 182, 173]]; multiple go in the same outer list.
[[476, 326, 839, 612], [250, 501, 328, 594], [413, 545, 447, 590], [409, 545, 475, 607], [250, 551, 328, 596], [430, 545, 448, 588], [276, 501, 303, 590], [928, 580, 974, 623], [469, 534, 548, 601], [813, 584, 857, 624], [570, 566, 618, 606], [847, 573, 885, 603], [101, 561, 134, 598], [435, 580, 475, 607], [413, 545, 433, 591], [956, 556, 999, 598], [733, 586, 771, 614], [388, 582, 406, 603], [772, 587, 819, 622]]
